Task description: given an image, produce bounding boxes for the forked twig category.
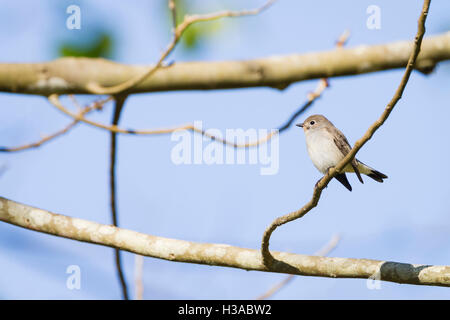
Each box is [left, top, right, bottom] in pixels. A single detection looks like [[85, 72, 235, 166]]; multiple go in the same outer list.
[[47, 31, 350, 149], [257, 234, 340, 300], [0, 97, 112, 153], [86, 0, 277, 95]]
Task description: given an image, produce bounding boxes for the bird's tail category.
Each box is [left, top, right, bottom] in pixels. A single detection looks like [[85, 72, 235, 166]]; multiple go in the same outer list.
[[357, 161, 388, 183]]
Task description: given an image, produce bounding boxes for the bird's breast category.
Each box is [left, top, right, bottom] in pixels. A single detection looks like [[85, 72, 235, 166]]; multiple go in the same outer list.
[[305, 130, 344, 174]]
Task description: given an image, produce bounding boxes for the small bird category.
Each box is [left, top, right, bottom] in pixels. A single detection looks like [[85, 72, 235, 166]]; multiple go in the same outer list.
[[296, 115, 387, 191]]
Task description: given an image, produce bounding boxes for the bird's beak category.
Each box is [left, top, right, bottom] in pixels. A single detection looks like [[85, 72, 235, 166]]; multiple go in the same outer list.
[[296, 123, 303, 128]]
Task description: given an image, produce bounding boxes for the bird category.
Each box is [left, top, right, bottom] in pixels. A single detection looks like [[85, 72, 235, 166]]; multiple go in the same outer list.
[[296, 114, 387, 191]]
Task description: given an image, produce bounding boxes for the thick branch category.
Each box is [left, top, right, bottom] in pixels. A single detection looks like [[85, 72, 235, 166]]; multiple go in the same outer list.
[[0, 32, 448, 95], [0, 196, 449, 287], [257, 234, 341, 300]]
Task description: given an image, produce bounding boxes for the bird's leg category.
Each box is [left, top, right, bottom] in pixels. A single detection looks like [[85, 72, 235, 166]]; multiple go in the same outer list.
[[316, 166, 336, 189], [315, 167, 337, 189]]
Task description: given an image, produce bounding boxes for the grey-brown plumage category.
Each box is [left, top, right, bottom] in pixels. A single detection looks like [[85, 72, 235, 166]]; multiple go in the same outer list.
[[296, 115, 388, 191], [329, 127, 364, 184]]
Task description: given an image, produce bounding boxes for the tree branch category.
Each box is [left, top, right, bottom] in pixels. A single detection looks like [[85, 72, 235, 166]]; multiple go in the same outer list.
[[46, 31, 348, 147], [0, 32, 448, 95], [85, 0, 277, 95], [109, 95, 129, 299], [256, 234, 341, 300], [0, 97, 111, 153], [0, 196, 449, 287], [261, 0, 431, 267]]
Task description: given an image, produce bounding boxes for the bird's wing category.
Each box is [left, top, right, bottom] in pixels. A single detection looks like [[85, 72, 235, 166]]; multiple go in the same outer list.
[[327, 126, 351, 155], [327, 127, 364, 184]]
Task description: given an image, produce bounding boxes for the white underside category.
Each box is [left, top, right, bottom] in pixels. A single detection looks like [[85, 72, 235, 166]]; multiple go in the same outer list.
[[304, 129, 372, 174]]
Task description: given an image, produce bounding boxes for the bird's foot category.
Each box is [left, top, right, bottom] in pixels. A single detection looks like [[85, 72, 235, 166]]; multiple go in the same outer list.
[[315, 167, 335, 189]]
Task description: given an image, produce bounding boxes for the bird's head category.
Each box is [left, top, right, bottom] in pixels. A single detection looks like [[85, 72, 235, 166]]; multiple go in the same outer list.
[[296, 114, 330, 133]]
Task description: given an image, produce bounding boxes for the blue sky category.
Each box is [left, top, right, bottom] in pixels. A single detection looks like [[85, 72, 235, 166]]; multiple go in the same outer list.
[[0, 0, 449, 299]]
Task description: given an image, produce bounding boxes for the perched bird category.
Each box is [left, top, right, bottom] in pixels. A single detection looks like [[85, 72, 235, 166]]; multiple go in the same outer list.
[[296, 115, 387, 191]]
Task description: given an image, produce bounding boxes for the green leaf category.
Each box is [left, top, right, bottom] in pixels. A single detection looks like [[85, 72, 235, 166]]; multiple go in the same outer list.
[[59, 32, 113, 58]]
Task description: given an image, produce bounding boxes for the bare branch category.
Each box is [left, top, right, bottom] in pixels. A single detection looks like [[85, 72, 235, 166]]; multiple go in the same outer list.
[[168, 0, 177, 31], [207, 31, 350, 148], [0, 97, 111, 153], [45, 32, 348, 147], [85, 0, 277, 95], [0, 196, 449, 287], [257, 234, 340, 300], [109, 95, 129, 300], [49, 93, 191, 134], [261, 0, 431, 267], [48, 93, 276, 148], [1, 32, 447, 96]]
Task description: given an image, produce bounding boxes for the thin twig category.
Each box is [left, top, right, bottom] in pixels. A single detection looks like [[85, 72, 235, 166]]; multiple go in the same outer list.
[[271, 30, 349, 135], [48, 31, 348, 149], [261, 0, 431, 267], [49, 94, 190, 134], [86, 0, 277, 95], [49, 95, 275, 147], [49, 93, 268, 145], [169, 0, 177, 31], [0, 97, 111, 153], [257, 234, 340, 300], [110, 94, 129, 300], [235, 31, 349, 146]]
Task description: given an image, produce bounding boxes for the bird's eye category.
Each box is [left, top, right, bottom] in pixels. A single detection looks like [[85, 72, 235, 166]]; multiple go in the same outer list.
[[310, 121, 315, 125]]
